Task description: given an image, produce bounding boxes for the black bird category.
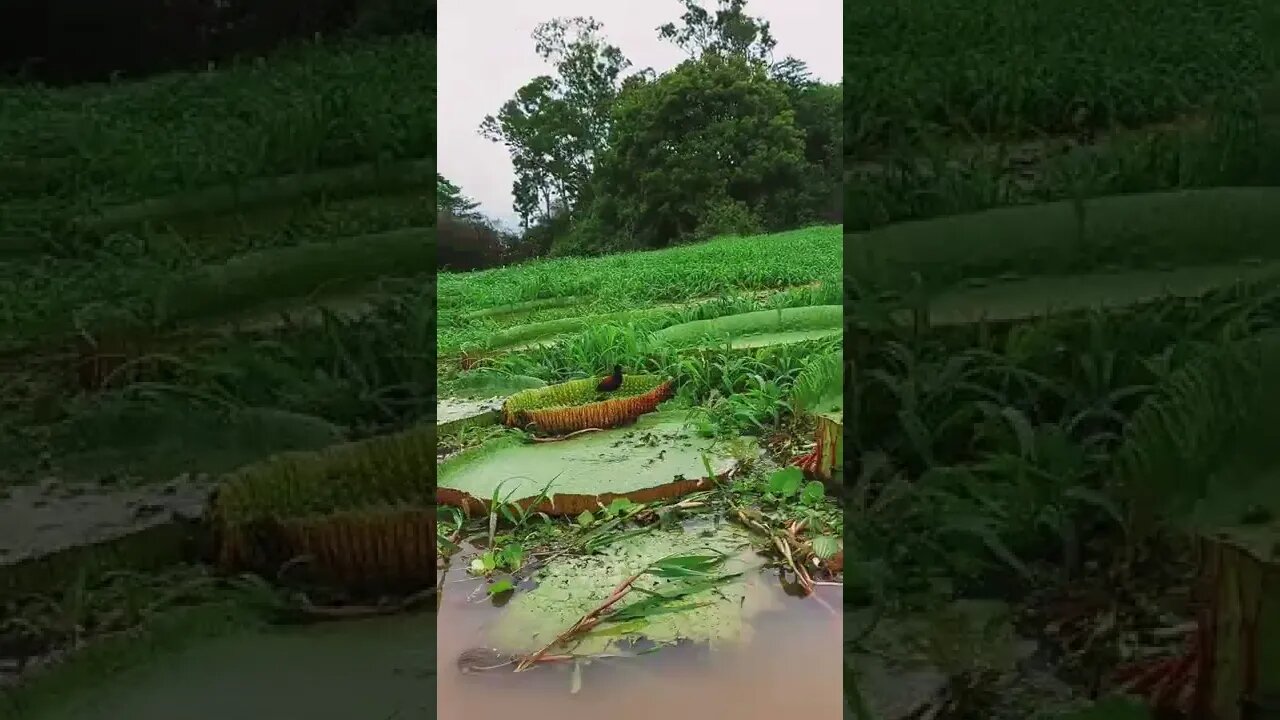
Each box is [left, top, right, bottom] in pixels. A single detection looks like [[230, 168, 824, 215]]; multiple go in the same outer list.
[[596, 364, 623, 393]]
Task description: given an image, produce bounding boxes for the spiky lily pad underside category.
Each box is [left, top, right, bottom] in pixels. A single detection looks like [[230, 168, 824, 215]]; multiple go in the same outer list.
[[502, 375, 673, 436], [438, 410, 749, 516], [487, 525, 778, 655], [211, 424, 433, 591], [653, 305, 841, 350]]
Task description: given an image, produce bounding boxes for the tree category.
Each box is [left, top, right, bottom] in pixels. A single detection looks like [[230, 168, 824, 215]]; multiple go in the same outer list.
[[656, 0, 777, 64], [436, 174, 482, 221], [584, 53, 807, 249], [480, 17, 629, 228]]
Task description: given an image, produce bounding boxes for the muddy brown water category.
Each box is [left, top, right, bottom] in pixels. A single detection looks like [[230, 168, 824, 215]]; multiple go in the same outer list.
[[15, 567, 840, 720], [437, 555, 843, 720]]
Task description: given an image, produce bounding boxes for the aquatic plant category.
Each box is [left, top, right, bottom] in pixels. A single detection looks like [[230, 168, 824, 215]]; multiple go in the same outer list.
[[653, 305, 841, 350], [210, 423, 434, 591], [501, 374, 674, 436], [790, 350, 843, 480], [438, 410, 748, 516]]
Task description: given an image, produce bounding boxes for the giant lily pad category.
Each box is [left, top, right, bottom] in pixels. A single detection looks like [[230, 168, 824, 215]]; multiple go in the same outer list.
[[211, 423, 434, 591], [486, 524, 780, 655], [437, 410, 751, 515], [502, 374, 673, 436], [653, 305, 841, 350]]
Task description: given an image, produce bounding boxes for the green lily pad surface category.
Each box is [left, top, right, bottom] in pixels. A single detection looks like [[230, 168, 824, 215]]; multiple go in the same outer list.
[[487, 524, 779, 655], [654, 306, 841, 350], [438, 410, 748, 505]]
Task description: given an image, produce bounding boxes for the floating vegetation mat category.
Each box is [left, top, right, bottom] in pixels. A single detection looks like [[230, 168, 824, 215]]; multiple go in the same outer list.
[[437, 410, 749, 516], [210, 424, 434, 592], [501, 375, 673, 436], [654, 305, 841, 350], [487, 524, 778, 655]]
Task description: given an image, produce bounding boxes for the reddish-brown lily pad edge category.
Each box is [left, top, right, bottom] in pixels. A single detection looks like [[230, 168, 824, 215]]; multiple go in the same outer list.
[[437, 410, 748, 516]]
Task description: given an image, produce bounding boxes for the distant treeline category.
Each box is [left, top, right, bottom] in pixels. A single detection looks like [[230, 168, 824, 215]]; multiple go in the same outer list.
[[0, 0, 434, 85]]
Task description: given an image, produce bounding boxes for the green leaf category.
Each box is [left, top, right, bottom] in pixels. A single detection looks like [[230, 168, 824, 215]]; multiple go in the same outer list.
[[501, 543, 525, 570], [811, 535, 840, 560], [647, 553, 726, 578], [487, 578, 515, 596], [468, 557, 487, 575], [768, 466, 804, 496], [577, 510, 595, 526], [801, 480, 827, 504], [606, 498, 636, 516]]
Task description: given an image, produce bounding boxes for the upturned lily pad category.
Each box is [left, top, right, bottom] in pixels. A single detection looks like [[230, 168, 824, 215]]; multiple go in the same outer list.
[[653, 305, 841, 350], [502, 374, 673, 435], [486, 524, 780, 655], [211, 423, 434, 591], [437, 410, 751, 515]]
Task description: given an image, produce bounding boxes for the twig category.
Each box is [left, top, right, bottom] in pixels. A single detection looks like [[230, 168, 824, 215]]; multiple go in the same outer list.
[[514, 569, 646, 671]]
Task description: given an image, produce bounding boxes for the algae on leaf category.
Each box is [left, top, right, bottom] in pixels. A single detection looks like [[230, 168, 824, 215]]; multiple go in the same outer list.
[[487, 525, 779, 656], [437, 410, 751, 514]]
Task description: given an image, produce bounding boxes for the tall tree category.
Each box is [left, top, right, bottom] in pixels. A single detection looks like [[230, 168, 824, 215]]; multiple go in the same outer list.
[[656, 0, 776, 64], [436, 174, 482, 221], [480, 17, 629, 228], [584, 53, 807, 249]]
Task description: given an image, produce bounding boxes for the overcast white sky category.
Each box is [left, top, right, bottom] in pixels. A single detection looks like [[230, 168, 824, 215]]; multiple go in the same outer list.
[[437, 0, 842, 230]]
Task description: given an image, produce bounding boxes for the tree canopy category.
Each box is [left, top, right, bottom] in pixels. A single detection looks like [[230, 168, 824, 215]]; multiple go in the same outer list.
[[467, 0, 839, 258]]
